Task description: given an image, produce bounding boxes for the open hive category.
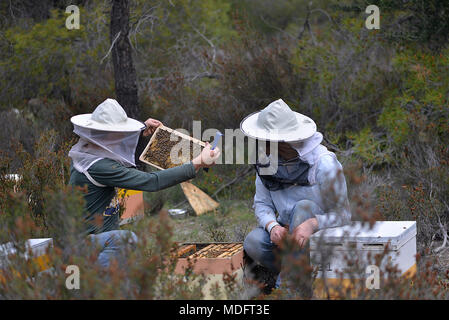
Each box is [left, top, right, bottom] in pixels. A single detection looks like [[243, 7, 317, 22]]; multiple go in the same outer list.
[[174, 242, 245, 299], [139, 125, 205, 170], [175, 242, 244, 275]]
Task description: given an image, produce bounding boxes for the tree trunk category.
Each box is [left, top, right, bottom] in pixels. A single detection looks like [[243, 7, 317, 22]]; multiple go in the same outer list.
[[110, 0, 146, 169], [110, 0, 140, 120]]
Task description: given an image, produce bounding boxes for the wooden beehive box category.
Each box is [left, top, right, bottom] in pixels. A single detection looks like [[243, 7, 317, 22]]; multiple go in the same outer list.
[[139, 125, 206, 170], [175, 242, 244, 275]]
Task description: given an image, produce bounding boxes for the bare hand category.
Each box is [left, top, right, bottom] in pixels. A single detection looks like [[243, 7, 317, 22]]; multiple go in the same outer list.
[[192, 142, 220, 171], [143, 118, 162, 136], [270, 225, 288, 246], [291, 218, 318, 248]]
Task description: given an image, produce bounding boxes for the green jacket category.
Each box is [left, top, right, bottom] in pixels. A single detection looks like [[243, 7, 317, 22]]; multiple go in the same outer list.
[[69, 158, 196, 234]]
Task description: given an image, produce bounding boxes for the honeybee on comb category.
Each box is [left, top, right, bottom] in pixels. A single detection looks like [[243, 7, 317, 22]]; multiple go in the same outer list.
[[142, 127, 203, 169]]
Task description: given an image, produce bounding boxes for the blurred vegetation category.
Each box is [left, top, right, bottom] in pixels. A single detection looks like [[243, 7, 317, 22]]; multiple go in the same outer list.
[[0, 0, 448, 299]]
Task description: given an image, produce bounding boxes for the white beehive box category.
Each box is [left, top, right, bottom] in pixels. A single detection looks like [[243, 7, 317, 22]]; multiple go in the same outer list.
[[310, 221, 417, 280], [0, 238, 53, 269]]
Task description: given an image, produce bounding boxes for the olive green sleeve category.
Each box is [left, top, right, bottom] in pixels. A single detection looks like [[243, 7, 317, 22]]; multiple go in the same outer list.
[[87, 158, 197, 192]]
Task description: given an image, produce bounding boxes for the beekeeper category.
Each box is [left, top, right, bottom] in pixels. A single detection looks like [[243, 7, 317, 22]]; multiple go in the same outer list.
[[68, 98, 220, 268], [240, 99, 351, 292]]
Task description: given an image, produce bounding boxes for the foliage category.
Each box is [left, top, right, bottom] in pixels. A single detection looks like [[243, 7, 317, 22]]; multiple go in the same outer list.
[[0, 9, 84, 108], [14, 130, 73, 230], [0, 0, 449, 300], [368, 0, 449, 51], [346, 127, 392, 167]]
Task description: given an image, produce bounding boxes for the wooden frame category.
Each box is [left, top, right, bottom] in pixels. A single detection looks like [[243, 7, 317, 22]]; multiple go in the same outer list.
[[139, 125, 206, 170], [175, 242, 244, 275]]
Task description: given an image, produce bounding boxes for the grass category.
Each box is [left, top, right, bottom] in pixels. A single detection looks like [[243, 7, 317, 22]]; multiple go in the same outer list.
[[161, 199, 256, 243], [125, 190, 258, 244]]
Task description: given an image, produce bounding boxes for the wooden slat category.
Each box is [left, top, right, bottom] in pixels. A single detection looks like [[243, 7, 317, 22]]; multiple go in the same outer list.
[[182, 243, 244, 259], [223, 244, 243, 257], [207, 244, 223, 258], [215, 244, 241, 258], [201, 244, 218, 258], [177, 244, 196, 257], [181, 182, 219, 216], [217, 251, 230, 258], [190, 244, 214, 258]]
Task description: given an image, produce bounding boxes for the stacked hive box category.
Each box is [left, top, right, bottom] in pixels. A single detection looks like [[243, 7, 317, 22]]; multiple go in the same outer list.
[[0, 238, 53, 282], [175, 242, 244, 299]]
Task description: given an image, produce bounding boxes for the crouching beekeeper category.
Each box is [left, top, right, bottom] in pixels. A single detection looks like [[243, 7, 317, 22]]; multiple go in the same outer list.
[[68, 98, 220, 268], [240, 99, 351, 294]]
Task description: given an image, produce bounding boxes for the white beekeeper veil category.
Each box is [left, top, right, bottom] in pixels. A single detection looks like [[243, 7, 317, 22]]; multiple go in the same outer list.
[[68, 99, 145, 174]]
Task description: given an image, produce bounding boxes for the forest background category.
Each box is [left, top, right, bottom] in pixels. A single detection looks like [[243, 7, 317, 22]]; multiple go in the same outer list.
[[0, 0, 448, 299]]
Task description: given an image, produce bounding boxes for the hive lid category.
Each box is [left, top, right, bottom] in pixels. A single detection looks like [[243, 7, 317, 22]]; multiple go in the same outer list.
[[310, 221, 416, 250], [0, 238, 53, 259]]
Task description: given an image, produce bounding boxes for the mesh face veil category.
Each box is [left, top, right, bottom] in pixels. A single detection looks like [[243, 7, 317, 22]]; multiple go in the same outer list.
[[288, 132, 324, 162], [68, 125, 141, 173]]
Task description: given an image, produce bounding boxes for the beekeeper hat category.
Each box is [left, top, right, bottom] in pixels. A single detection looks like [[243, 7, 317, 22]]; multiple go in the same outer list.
[[70, 98, 145, 132], [240, 98, 316, 142]]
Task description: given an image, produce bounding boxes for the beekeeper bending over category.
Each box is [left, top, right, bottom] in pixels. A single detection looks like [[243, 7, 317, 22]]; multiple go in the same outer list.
[[68, 99, 220, 268], [240, 99, 351, 293]]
